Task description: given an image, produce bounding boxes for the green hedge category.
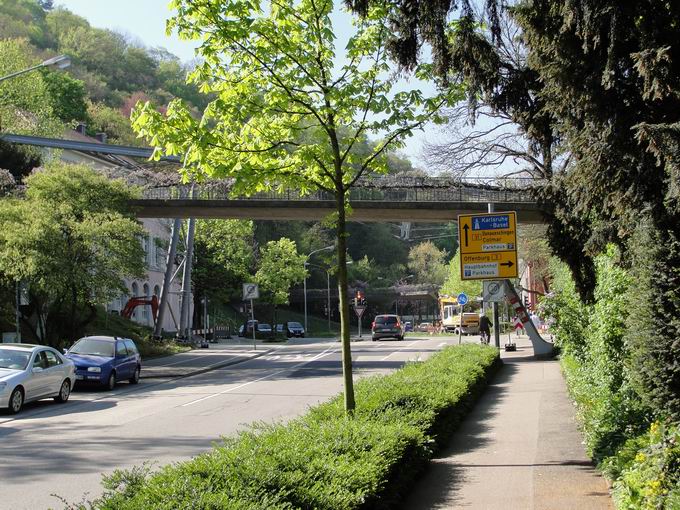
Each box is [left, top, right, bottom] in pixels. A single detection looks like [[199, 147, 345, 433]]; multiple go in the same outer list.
[[84, 344, 499, 510]]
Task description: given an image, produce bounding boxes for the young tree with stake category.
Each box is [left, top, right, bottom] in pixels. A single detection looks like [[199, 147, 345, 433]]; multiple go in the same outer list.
[[132, 0, 460, 412]]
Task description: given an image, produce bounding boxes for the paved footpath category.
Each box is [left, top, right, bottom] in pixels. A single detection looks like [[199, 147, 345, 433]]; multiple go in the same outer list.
[[403, 335, 613, 510]]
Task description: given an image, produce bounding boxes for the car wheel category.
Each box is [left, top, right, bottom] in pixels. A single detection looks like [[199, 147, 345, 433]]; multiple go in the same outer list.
[[372, 337, 377, 342], [129, 366, 140, 384], [54, 380, 71, 403], [8, 387, 23, 414], [105, 372, 116, 391]]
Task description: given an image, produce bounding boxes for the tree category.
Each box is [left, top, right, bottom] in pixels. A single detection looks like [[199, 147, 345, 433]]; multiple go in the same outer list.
[[440, 251, 481, 299], [41, 68, 88, 122], [255, 238, 307, 331], [0, 38, 62, 179], [408, 241, 449, 286], [132, 0, 458, 412], [0, 163, 145, 346], [192, 219, 254, 327]]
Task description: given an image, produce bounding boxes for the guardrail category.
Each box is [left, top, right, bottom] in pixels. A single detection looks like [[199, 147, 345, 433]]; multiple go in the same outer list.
[[142, 182, 537, 204]]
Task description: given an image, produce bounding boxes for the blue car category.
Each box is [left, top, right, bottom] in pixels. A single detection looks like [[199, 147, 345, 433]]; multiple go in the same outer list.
[[66, 336, 141, 390]]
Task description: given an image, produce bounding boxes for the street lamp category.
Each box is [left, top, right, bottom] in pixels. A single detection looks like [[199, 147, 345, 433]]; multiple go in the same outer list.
[[0, 55, 71, 83], [394, 275, 415, 315], [303, 245, 334, 332]]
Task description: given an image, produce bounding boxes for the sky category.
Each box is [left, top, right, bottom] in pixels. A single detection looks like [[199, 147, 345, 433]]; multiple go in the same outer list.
[[55, 0, 441, 168]]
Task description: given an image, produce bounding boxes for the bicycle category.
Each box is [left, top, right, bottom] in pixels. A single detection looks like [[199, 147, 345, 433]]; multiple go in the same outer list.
[[480, 330, 491, 345]]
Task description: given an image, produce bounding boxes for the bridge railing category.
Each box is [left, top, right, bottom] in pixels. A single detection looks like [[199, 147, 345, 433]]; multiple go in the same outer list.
[[142, 183, 536, 203]]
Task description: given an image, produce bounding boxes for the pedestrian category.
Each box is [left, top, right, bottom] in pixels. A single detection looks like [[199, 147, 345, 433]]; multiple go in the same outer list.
[[512, 315, 524, 337], [479, 313, 491, 344]]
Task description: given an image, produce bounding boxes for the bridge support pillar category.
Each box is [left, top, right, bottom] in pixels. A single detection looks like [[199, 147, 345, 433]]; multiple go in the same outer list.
[[153, 218, 181, 339], [179, 217, 196, 340]]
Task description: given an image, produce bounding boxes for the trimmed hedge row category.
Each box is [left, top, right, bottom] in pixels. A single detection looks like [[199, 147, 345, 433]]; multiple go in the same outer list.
[[87, 344, 500, 510]]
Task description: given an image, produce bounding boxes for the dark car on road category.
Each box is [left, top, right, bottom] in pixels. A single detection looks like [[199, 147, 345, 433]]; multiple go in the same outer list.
[[65, 336, 141, 390], [371, 315, 404, 341], [283, 321, 305, 338]]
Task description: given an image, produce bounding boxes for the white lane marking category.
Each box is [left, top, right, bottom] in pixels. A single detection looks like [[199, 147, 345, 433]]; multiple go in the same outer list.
[[380, 340, 420, 361], [181, 346, 338, 407]]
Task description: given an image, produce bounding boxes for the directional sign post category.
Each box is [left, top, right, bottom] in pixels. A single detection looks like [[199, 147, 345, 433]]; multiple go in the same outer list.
[[458, 212, 518, 280], [456, 293, 468, 345]]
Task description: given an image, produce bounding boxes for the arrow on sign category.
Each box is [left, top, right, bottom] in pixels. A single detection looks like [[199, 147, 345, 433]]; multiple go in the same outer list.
[[463, 223, 469, 247], [500, 261, 514, 268]]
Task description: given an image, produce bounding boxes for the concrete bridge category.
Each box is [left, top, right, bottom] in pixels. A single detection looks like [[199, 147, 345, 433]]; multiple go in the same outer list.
[[132, 179, 546, 223]]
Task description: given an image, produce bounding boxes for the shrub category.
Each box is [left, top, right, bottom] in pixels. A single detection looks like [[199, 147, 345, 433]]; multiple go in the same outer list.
[[83, 345, 499, 509]]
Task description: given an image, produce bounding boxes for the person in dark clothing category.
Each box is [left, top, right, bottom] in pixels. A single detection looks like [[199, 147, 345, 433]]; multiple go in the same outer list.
[[479, 314, 491, 344]]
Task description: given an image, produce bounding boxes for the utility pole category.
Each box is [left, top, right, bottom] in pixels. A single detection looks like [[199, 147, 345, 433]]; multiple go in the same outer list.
[[179, 216, 196, 340], [488, 202, 501, 348]]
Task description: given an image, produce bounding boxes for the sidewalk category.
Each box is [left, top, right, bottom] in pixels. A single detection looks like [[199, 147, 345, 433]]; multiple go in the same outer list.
[[141, 342, 277, 379], [402, 335, 613, 509]]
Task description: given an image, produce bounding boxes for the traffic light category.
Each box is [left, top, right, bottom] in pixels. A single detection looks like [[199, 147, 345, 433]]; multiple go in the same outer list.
[[354, 290, 366, 306]]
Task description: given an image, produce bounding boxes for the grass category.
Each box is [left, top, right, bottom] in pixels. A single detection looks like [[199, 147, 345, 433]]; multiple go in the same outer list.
[[85, 308, 190, 358], [79, 344, 500, 510]]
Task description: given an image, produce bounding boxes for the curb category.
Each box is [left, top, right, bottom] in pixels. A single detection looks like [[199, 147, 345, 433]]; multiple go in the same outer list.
[[141, 348, 276, 380]]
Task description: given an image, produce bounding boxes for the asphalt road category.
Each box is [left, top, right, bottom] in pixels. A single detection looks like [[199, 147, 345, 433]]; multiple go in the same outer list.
[[0, 334, 470, 510]]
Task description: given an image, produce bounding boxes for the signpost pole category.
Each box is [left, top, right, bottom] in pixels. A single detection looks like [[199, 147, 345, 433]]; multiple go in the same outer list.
[[488, 203, 501, 348], [250, 298, 256, 350], [358, 314, 362, 338], [458, 304, 463, 345]]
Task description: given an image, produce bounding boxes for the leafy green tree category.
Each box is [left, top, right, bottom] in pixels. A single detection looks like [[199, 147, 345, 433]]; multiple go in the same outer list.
[[41, 68, 88, 122], [408, 241, 448, 286], [440, 252, 481, 299], [192, 219, 254, 327], [86, 101, 140, 145], [0, 38, 62, 178], [0, 0, 50, 47], [132, 0, 458, 411], [255, 238, 307, 331], [0, 163, 145, 346]]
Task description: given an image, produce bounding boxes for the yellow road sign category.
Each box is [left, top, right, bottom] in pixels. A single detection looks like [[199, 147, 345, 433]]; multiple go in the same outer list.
[[458, 212, 518, 280]]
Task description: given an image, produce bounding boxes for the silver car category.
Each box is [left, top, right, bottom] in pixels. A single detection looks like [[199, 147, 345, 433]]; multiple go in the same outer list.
[[0, 344, 75, 414]]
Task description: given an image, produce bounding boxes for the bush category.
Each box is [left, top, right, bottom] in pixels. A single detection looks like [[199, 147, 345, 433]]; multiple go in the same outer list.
[[606, 422, 680, 510], [81, 344, 499, 509]]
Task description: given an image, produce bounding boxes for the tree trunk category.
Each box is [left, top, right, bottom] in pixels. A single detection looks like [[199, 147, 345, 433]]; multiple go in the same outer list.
[[336, 191, 356, 413]]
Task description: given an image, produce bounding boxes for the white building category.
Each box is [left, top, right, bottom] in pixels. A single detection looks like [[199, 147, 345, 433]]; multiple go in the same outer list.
[[55, 126, 189, 334]]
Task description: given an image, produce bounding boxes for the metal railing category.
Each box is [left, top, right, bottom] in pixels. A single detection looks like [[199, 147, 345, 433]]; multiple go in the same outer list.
[[141, 177, 537, 204]]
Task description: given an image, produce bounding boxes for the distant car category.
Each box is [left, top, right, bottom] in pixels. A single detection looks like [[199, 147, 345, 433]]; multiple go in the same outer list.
[[416, 322, 432, 332], [284, 321, 305, 338], [0, 344, 75, 414], [371, 315, 404, 341], [404, 321, 413, 332], [65, 336, 141, 390], [258, 323, 273, 335], [238, 320, 258, 337]]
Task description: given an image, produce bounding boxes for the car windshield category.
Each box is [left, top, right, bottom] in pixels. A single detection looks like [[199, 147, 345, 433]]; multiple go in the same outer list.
[[375, 316, 397, 325], [69, 338, 114, 357], [289, 322, 303, 328], [259, 324, 271, 330], [0, 349, 31, 370]]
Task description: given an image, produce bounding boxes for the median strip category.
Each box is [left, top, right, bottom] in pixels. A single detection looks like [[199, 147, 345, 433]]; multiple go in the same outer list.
[[82, 344, 500, 509]]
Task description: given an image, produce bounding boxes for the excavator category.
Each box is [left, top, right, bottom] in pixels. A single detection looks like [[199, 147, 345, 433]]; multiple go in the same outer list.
[[121, 295, 159, 324]]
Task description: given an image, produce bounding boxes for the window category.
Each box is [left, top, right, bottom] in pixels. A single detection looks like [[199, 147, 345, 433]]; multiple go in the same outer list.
[[116, 342, 128, 357], [123, 339, 138, 354], [155, 240, 165, 268], [142, 284, 150, 321], [33, 351, 48, 369], [154, 285, 160, 299], [44, 350, 61, 367], [131, 283, 139, 319]]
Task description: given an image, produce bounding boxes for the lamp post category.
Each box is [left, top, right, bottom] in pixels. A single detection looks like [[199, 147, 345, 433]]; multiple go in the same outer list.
[[394, 275, 415, 315], [0, 55, 71, 83], [306, 262, 332, 332], [303, 245, 333, 332]]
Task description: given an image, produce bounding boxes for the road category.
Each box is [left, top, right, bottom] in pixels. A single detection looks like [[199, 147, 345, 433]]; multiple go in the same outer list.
[[0, 334, 471, 510]]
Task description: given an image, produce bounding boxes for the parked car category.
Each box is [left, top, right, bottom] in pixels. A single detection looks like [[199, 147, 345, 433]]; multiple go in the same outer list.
[[284, 321, 305, 338], [404, 321, 413, 332], [238, 320, 258, 337], [65, 336, 141, 390], [416, 322, 433, 332], [371, 315, 404, 341], [0, 343, 75, 414], [258, 323, 273, 336]]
